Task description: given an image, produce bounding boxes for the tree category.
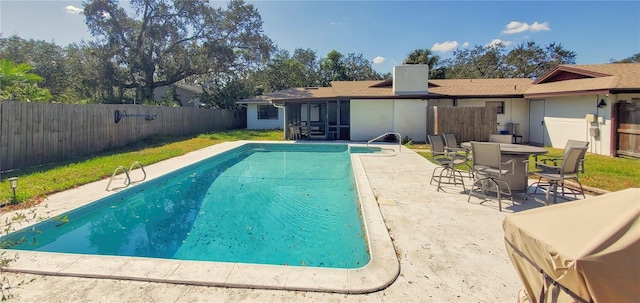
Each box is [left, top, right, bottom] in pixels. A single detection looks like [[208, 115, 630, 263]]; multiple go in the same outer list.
[[611, 52, 639, 63], [0, 35, 79, 102], [0, 58, 52, 102], [83, 0, 275, 103], [444, 44, 507, 78], [319, 50, 348, 85], [254, 50, 309, 92], [63, 42, 115, 103], [199, 77, 256, 109], [343, 53, 380, 81], [441, 42, 576, 79], [504, 41, 545, 78], [319, 50, 382, 86], [403, 48, 443, 79], [504, 42, 576, 78], [540, 42, 576, 75]]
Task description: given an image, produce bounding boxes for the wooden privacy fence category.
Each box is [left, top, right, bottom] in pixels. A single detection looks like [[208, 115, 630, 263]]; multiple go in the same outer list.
[[0, 101, 246, 172], [430, 106, 498, 142]]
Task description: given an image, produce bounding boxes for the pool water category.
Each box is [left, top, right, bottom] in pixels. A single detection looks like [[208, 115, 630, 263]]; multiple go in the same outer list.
[[2, 143, 371, 268]]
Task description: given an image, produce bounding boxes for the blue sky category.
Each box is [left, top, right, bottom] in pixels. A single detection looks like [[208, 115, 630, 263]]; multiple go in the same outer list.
[[1, 1, 639, 74]]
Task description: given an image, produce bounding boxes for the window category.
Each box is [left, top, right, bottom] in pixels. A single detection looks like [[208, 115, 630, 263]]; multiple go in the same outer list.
[[486, 101, 505, 114], [257, 105, 279, 120]]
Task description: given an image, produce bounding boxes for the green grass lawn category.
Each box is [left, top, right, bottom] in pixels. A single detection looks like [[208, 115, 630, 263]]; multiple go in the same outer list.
[[414, 144, 640, 192], [0, 129, 283, 209], [1, 131, 638, 210]]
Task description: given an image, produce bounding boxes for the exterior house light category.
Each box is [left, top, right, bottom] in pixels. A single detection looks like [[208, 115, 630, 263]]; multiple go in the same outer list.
[[8, 177, 18, 204], [597, 99, 607, 108]]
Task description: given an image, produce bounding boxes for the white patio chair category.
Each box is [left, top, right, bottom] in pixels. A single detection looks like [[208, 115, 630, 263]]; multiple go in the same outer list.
[[288, 124, 301, 140]]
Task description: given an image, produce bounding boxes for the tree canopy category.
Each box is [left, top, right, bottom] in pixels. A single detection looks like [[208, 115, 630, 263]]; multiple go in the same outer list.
[[611, 52, 640, 63], [83, 0, 274, 102], [442, 41, 576, 79], [0, 58, 52, 102], [403, 48, 443, 79], [198, 48, 383, 109]]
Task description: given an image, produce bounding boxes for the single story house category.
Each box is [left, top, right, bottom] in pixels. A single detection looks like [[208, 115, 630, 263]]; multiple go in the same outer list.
[[238, 63, 639, 157], [523, 64, 639, 157], [153, 83, 203, 107]]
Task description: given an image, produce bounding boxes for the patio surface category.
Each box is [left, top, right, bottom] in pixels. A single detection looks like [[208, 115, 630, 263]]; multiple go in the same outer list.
[[0, 141, 589, 302]]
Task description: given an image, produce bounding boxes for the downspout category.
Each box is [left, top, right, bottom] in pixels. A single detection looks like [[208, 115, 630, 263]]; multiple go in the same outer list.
[[609, 94, 617, 156], [272, 102, 286, 139]]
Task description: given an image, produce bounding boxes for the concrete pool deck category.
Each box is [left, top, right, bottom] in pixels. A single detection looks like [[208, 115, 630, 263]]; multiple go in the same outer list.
[[0, 141, 589, 302]]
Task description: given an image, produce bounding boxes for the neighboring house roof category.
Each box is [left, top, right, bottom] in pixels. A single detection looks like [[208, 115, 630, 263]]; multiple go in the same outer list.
[[173, 83, 203, 94], [525, 63, 640, 97]]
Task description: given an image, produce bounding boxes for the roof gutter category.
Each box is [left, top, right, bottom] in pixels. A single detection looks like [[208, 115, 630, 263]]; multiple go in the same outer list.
[[524, 89, 611, 99], [609, 88, 640, 94]]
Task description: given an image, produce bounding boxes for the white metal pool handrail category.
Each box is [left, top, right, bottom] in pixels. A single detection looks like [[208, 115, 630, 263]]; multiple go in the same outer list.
[[106, 166, 131, 191], [128, 161, 147, 184], [106, 162, 147, 191], [367, 132, 402, 152]]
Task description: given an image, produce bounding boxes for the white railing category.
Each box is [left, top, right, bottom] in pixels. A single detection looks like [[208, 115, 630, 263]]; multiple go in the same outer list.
[[106, 161, 147, 191]]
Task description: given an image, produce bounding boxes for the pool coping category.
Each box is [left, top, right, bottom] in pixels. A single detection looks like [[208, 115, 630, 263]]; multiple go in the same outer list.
[[1, 141, 400, 294]]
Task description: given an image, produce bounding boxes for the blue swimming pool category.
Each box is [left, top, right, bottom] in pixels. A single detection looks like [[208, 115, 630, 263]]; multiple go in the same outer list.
[[2, 143, 371, 269]]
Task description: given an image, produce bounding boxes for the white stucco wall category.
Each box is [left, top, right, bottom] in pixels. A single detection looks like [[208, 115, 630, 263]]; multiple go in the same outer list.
[[393, 99, 428, 143], [533, 95, 611, 155], [350, 100, 393, 141], [539, 93, 640, 156], [246, 103, 284, 130], [350, 99, 427, 142]]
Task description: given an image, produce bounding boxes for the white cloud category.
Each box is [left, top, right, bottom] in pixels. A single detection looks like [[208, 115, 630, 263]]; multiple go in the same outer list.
[[431, 41, 459, 52], [502, 21, 550, 34], [65, 5, 83, 15], [486, 39, 513, 48], [373, 56, 385, 64], [461, 42, 470, 48]]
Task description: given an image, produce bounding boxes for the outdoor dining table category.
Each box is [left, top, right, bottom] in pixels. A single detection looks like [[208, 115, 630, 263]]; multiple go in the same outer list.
[[461, 142, 548, 191]]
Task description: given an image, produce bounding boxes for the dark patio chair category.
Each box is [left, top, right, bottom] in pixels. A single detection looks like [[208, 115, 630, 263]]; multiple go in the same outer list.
[[489, 134, 513, 144], [525, 145, 589, 204], [535, 140, 589, 173], [443, 133, 472, 177], [467, 142, 515, 211], [427, 134, 467, 192]]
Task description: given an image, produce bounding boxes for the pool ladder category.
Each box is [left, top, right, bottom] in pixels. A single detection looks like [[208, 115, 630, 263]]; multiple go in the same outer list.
[[367, 132, 402, 152], [106, 161, 147, 191]]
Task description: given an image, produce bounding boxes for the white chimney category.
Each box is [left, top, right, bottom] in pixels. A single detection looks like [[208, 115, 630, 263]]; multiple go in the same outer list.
[[392, 65, 429, 95]]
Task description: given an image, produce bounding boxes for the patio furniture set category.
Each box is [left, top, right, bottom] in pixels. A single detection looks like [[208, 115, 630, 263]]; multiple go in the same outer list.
[[428, 133, 589, 211]]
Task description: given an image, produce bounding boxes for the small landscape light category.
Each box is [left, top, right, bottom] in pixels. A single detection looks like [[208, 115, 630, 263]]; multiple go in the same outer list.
[[8, 177, 18, 204]]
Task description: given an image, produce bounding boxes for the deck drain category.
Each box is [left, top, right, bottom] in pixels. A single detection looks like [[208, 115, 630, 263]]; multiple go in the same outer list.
[[378, 199, 397, 206]]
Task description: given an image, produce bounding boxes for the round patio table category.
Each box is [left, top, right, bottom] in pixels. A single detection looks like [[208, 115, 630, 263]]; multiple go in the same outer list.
[[462, 142, 548, 191]]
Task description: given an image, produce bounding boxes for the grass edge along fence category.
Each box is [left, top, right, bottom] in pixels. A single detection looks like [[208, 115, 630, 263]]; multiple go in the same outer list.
[[0, 101, 246, 172], [0, 129, 283, 207]]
